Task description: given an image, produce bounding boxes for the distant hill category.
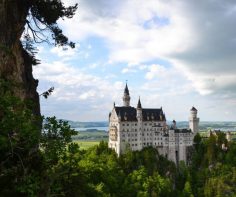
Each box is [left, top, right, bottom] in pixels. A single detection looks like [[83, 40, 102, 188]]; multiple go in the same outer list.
[[63, 120, 108, 128], [169, 121, 236, 131], [64, 120, 236, 131]]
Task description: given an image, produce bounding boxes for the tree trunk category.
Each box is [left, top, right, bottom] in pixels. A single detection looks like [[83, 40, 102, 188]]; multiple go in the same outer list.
[[0, 0, 40, 116]]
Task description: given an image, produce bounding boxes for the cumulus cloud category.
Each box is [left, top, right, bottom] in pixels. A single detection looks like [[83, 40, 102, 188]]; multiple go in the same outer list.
[[60, 0, 236, 98], [33, 0, 236, 121], [34, 61, 125, 120]]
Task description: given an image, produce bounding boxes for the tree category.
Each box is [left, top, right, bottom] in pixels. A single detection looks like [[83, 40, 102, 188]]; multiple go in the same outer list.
[[0, 0, 77, 117]]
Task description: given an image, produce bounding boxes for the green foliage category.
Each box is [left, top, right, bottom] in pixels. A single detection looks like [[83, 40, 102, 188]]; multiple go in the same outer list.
[[204, 165, 236, 197], [188, 133, 236, 197], [182, 181, 194, 197], [1, 91, 236, 196], [0, 83, 42, 196], [24, 0, 77, 48]]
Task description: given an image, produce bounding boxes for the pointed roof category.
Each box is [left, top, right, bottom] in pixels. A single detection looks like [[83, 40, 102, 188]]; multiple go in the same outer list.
[[137, 97, 142, 108], [114, 107, 165, 121], [124, 83, 129, 95], [191, 106, 197, 111]]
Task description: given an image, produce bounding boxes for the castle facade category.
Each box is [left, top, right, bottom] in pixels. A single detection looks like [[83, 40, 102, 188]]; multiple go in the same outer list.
[[108, 84, 199, 164]]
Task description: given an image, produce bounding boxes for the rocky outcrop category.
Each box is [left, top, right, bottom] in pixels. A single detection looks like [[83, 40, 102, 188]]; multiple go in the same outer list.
[[0, 0, 40, 116]]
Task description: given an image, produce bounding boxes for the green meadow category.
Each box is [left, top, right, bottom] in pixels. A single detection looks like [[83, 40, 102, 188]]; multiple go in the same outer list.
[[74, 140, 103, 149]]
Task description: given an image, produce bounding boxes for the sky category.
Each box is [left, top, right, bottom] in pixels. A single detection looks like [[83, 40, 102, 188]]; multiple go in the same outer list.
[[33, 0, 236, 122]]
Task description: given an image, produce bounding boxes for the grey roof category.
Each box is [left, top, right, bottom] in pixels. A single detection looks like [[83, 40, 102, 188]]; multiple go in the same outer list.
[[191, 106, 197, 111], [174, 129, 192, 133], [114, 106, 166, 121], [137, 97, 142, 108], [124, 83, 129, 95]]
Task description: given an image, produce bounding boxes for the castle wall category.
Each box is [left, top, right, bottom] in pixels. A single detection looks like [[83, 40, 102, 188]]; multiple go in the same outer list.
[[108, 85, 199, 164], [109, 110, 195, 164]]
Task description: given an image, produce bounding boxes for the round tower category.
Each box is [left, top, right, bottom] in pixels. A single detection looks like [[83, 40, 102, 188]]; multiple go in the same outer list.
[[123, 83, 130, 107], [189, 106, 200, 133]]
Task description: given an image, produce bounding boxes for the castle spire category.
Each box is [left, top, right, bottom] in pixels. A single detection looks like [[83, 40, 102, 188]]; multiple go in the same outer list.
[[136, 96, 142, 121], [137, 96, 142, 109], [123, 82, 130, 107], [124, 82, 129, 95]]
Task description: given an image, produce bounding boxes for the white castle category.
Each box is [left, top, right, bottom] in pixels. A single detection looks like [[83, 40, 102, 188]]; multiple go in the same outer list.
[[108, 84, 200, 164]]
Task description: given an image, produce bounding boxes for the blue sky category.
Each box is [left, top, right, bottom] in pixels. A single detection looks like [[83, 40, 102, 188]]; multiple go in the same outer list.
[[33, 0, 236, 121]]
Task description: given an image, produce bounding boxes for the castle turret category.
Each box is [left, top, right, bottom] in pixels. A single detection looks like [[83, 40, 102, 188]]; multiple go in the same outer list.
[[136, 97, 142, 121], [123, 83, 130, 107], [226, 131, 231, 142], [189, 106, 199, 133]]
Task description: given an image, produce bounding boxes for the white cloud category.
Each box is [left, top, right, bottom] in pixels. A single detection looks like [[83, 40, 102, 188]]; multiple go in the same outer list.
[[33, 0, 236, 121], [121, 67, 137, 74], [50, 45, 79, 57], [33, 60, 125, 120], [145, 64, 168, 80], [60, 0, 236, 99]]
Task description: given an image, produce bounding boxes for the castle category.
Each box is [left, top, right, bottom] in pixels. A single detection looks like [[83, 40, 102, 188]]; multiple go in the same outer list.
[[108, 84, 200, 164]]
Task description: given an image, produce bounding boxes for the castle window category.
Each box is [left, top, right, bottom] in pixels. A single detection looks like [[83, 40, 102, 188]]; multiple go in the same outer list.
[[144, 123, 147, 126], [135, 123, 137, 126], [147, 133, 149, 136], [122, 124, 125, 126], [127, 124, 129, 126]]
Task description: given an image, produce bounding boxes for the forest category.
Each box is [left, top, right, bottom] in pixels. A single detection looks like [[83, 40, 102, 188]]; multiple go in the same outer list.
[[0, 94, 236, 196]]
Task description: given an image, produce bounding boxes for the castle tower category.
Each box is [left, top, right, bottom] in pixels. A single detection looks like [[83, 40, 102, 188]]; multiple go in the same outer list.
[[226, 131, 231, 142], [189, 106, 199, 133], [136, 97, 142, 121], [123, 83, 130, 107]]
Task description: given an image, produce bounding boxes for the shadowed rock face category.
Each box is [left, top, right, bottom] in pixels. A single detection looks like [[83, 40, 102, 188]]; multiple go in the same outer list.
[[0, 0, 40, 116]]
